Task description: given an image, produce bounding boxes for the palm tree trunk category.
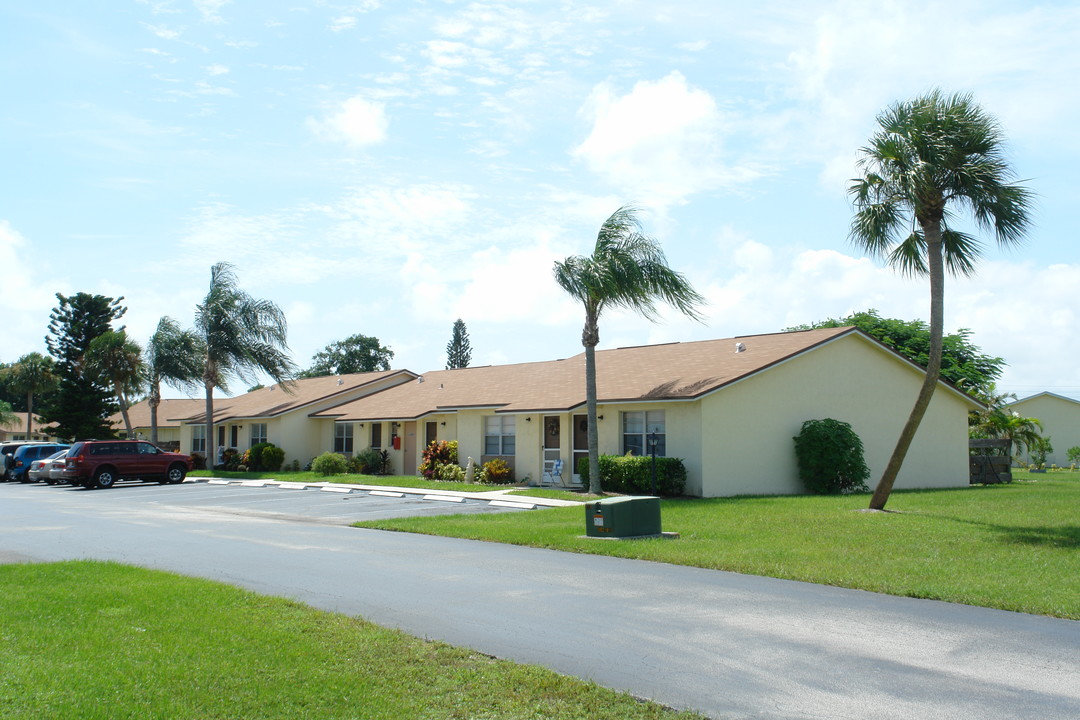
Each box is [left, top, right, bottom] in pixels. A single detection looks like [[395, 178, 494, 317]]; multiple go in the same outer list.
[[25, 392, 33, 440], [585, 343, 602, 494], [583, 310, 601, 495], [115, 383, 134, 437], [149, 381, 160, 445], [204, 379, 215, 470], [869, 223, 945, 509]]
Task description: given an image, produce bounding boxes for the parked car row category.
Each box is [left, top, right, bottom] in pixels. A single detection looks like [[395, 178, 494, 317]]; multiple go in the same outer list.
[[0, 440, 193, 489]]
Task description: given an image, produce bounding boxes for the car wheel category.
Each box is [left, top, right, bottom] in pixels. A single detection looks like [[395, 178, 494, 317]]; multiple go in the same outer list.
[[166, 464, 187, 484], [93, 468, 116, 489]]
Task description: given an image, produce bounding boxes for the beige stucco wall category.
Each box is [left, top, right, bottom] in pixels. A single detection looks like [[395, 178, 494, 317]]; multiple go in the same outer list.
[[698, 333, 973, 497], [1008, 394, 1080, 465]]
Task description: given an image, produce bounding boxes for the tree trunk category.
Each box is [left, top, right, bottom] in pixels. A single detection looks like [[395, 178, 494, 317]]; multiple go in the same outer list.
[[25, 392, 33, 440], [149, 381, 160, 445], [116, 382, 134, 437], [204, 379, 215, 470], [583, 309, 601, 495], [869, 223, 945, 510]]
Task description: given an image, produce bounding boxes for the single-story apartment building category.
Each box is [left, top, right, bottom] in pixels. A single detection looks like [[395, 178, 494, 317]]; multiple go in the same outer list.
[[304, 326, 978, 497], [0, 414, 56, 442], [172, 369, 417, 465], [1006, 392, 1080, 466], [109, 398, 206, 450]]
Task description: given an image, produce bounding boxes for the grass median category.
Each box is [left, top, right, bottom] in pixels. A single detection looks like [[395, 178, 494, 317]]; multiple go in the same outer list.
[[0, 561, 704, 720], [356, 472, 1080, 619]]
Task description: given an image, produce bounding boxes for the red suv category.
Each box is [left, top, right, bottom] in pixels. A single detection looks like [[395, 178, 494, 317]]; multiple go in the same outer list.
[[62, 440, 193, 489]]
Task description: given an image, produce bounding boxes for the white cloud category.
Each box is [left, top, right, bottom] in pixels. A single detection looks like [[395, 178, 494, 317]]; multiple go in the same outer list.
[[573, 71, 759, 207], [204, 63, 229, 75], [307, 95, 388, 148], [141, 23, 182, 40], [194, 0, 230, 24], [0, 221, 69, 359], [329, 16, 357, 32]]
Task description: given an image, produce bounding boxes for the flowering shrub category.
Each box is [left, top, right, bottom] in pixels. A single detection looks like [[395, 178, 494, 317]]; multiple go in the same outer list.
[[419, 440, 459, 479], [481, 458, 513, 484]]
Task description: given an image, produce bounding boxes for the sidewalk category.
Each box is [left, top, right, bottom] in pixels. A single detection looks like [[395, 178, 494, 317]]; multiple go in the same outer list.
[[188, 476, 584, 509]]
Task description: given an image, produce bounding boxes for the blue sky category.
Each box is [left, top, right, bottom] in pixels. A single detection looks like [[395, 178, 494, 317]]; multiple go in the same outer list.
[[3, 0, 1078, 401]]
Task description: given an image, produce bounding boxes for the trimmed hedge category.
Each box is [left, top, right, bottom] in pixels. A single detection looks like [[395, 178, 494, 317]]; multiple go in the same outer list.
[[576, 454, 686, 497]]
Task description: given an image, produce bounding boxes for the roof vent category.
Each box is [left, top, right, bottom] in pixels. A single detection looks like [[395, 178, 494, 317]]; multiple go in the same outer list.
[[418, 376, 424, 383], [735, 342, 746, 353], [337, 378, 344, 385]]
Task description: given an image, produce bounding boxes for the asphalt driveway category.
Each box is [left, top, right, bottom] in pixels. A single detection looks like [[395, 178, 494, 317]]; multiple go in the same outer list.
[[2, 480, 1078, 719]]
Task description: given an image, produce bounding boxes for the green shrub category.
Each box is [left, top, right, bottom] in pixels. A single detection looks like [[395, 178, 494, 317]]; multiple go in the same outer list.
[[1067, 446, 1080, 465], [348, 448, 379, 474], [793, 418, 870, 494], [311, 452, 349, 476], [242, 442, 282, 472], [419, 441, 459, 479], [481, 458, 513, 484], [437, 463, 466, 482], [260, 445, 284, 472], [577, 454, 686, 496], [190, 452, 206, 471]]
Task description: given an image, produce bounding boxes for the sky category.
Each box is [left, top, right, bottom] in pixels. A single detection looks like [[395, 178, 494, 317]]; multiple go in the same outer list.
[[2, 0, 1078, 402]]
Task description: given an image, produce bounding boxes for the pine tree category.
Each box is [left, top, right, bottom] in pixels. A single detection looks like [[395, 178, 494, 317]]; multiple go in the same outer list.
[[445, 319, 472, 369], [42, 292, 127, 440]]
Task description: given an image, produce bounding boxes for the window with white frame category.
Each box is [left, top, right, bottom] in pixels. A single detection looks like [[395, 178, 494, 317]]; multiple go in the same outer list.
[[192, 425, 206, 453], [484, 415, 516, 455], [335, 423, 354, 453], [250, 423, 268, 446], [622, 410, 665, 457]]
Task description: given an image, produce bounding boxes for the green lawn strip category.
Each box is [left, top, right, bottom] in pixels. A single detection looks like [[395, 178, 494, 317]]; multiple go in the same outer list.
[[356, 476, 1080, 619], [0, 561, 704, 720], [189, 470, 507, 493]]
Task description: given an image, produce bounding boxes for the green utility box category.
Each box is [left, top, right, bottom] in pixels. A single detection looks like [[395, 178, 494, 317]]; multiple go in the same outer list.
[[585, 496, 661, 538]]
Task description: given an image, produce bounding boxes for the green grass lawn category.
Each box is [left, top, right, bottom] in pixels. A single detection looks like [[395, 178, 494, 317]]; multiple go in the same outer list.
[[0, 561, 703, 720], [357, 472, 1080, 619], [190, 469, 508, 493]]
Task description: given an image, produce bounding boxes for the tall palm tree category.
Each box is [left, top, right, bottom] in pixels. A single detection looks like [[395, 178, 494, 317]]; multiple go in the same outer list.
[[195, 262, 296, 466], [850, 90, 1032, 509], [6, 352, 58, 440], [85, 330, 145, 438], [554, 206, 705, 494], [146, 316, 204, 445]]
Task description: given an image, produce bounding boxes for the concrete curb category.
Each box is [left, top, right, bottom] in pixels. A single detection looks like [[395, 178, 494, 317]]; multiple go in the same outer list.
[[187, 476, 582, 511]]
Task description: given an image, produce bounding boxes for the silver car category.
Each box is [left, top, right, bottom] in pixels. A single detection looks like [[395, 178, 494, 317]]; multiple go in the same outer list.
[[32, 450, 70, 484]]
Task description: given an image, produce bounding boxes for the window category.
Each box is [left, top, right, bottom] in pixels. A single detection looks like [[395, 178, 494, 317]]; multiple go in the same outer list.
[[335, 423, 354, 453], [484, 415, 516, 455], [192, 425, 206, 453], [370, 422, 382, 449], [250, 423, 267, 446], [623, 411, 665, 457]]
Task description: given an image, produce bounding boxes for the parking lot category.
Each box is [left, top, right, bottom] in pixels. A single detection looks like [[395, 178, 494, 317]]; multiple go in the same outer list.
[[6, 477, 540, 526]]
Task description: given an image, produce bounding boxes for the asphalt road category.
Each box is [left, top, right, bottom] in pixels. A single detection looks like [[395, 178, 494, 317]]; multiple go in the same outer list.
[[2, 480, 1078, 719]]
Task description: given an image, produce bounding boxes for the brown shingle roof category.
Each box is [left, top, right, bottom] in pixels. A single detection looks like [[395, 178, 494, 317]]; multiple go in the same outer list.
[[314, 327, 858, 421], [109, 398, 205, 430], [176, 370, 415, 423]]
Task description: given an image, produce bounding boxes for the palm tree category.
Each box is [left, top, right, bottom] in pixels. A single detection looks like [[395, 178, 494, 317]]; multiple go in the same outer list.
[[85, 330, 145, 438], [6, 352, 58, 440], [0, 400, 16, 430], [850, 90, 1032, 509], [146, 316, 204, 445], [195, 262, 296, 466], [554, 206, 705, 494]]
